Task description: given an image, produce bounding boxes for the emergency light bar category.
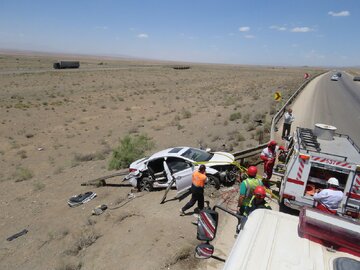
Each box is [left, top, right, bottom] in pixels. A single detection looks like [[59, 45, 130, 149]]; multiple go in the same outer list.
[[299, 154, 310, 161], [298, 207, 360, 257]]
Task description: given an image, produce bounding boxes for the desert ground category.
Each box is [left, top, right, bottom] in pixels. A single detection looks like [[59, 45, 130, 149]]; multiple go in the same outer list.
[[0, 53, 325, 270]]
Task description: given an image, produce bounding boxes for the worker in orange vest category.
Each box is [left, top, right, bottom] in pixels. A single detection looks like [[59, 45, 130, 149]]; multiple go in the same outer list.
[[180, 165, 207, 216]]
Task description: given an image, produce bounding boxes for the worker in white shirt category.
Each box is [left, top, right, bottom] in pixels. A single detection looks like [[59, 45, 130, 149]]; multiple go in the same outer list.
[[282, 108, 295, 140], [313, 177, 344, 214]]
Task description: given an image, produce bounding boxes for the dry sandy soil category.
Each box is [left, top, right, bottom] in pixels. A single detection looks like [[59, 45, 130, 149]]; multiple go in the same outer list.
[[0, 53, 324, 270]]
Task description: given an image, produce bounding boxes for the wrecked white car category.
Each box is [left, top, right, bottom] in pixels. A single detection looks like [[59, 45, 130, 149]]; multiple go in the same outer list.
[[124, 147, 239, 194]]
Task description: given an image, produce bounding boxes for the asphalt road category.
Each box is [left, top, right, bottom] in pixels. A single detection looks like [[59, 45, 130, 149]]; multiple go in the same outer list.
[[291, 71, 360, 146]]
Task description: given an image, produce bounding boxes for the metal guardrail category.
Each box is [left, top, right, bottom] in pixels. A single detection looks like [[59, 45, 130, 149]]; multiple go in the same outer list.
[[232, 71, 326, 164]]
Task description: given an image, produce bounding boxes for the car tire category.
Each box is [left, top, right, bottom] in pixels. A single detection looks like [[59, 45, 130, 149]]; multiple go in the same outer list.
[[226, 167, 240, 184], [138, 177, 153, 192], [206, 175, 220, 190]]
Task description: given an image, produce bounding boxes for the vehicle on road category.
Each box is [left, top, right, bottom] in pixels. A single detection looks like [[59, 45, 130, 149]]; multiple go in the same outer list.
[[195, 207, 360, 269], [353, 76, 360, 81], [278, 124, 360, 218], [124, 146, 239, 194], [331, 74, 339, 81], [53, 61, 80, 69]]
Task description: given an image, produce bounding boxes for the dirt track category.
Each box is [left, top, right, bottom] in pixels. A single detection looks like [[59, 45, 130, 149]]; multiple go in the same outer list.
[[0, 54, 324, 270]]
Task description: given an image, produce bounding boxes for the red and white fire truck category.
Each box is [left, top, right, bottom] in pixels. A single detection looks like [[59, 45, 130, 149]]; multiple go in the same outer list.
[[278, 124, 360, 218]]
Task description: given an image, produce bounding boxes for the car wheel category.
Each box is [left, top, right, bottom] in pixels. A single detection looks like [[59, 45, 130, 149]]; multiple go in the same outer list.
[[138, 177, 153, 192], [206, 175, 220, 190], [226, 167, 240, 184]]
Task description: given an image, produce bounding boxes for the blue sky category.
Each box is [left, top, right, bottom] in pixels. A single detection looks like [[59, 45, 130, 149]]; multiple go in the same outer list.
[[0, 1, 359, 66]]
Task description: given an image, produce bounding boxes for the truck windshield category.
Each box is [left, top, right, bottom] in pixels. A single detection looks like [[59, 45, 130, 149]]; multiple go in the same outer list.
[[333, 258, 360, 270], [181, 148, 213, 162]]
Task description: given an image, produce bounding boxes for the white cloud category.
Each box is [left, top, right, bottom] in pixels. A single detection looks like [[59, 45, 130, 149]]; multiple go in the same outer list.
[[328, 11, 350, 17], [239, 26, 250, 32], [244, 35, 255, 39], [305, 49, 325, 59], [95, 26, 108, 30], [137, 33, 148, 39], [291, 27, 313, 33], [270, 25, 287, 31]]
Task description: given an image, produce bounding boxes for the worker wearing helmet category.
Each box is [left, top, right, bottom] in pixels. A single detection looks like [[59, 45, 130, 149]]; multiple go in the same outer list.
[[237, 166, 263, 215], [243, 185, 271, 217], [313, 177, 344, 215], [260, 140, 278, 187]]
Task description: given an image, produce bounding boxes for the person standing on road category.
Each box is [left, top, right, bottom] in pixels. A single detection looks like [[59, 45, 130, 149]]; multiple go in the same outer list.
[[260, 140, 278, 187], [180, 165, 207, 216], [313, 177, 344, 215], [237, 166, 263, 215], [282, 108, 295, 139]]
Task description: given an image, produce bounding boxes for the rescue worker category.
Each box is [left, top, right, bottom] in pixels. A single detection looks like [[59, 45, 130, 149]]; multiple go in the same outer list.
[[180, 164, 207, 216], [237, 166, 263, 215], [260, 140, 277, 187], [313, 177, 344, 215], [243, 185, 271, 216], [282, 108, 295, 140]]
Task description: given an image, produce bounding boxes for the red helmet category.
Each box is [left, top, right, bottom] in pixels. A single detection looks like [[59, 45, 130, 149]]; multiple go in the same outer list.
[[254, 185, 266, 199], [247, 166, 257, 177], [268, 140, 277, 147]]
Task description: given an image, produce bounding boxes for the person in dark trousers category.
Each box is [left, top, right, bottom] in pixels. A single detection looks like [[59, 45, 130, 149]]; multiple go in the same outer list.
[[282, 108, 295, 139], [180, 165, 207, 216]]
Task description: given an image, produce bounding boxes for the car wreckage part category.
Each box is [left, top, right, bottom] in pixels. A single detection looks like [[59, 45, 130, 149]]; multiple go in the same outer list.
[[137, 177, 153, 192], [206, 175, 220, 189]]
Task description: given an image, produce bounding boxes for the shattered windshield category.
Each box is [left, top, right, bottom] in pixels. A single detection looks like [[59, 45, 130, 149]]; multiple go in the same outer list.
[[181, 148, 213, 162]]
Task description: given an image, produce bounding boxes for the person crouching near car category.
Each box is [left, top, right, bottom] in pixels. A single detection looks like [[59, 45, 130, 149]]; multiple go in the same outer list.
[[180, 165, 207, 216], [313, 177, 344, 215], [237, 166, 263, 216], [243, 185, 271, 217]]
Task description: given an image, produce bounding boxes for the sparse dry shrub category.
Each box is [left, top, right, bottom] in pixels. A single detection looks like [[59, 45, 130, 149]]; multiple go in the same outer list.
[[14, 167, 33, 182], [108, 134, 155, 170], [229, 112, 241, 121], [55, 259, 82, 270], [65, 228, 101, 256], [17, 150, 27, 159], [163, 245, 199, 269], [247, 122, 256, 131], [181, 108, 192, 119], [33, 181, 45, 191]]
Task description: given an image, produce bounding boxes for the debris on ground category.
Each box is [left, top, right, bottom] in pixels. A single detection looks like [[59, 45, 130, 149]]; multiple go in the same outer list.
[[7, 229, 28, 241], [68, 192, 97, 207], [92, 204, 108, 215]]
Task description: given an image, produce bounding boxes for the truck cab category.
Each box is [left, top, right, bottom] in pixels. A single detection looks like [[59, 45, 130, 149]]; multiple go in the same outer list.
[[195, 208, 360, 270], [278, 124, 360, 218]]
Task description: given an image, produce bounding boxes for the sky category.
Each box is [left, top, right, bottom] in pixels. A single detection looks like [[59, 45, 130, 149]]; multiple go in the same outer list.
[[0, 1, 359, 67]]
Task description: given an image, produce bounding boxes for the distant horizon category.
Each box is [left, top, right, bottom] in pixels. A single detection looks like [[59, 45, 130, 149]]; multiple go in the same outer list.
[[1, 1, 359, 67], [1, 48, 356, 69]]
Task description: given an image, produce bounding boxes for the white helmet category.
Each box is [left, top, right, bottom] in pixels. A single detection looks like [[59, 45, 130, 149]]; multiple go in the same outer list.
[[327, 177, 339, 187]]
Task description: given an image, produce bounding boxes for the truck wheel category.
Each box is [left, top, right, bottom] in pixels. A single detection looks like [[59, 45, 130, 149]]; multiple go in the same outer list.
[[138, 177, 153, 192], [206, 175, 220, 190]]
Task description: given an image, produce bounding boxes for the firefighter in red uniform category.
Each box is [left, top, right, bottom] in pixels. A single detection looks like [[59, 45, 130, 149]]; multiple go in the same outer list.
[[260, 140, 277, 187]]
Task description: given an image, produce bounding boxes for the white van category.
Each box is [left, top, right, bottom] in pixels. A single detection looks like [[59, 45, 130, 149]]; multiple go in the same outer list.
[[278, 124, 360, 218]]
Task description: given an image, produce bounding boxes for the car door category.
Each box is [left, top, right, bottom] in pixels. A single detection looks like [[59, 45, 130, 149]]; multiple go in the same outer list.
[[166, 157, 194, 194]]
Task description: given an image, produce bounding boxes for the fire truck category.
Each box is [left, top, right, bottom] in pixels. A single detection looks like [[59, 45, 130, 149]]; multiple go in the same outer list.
[[278, 123, 360, 218]]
